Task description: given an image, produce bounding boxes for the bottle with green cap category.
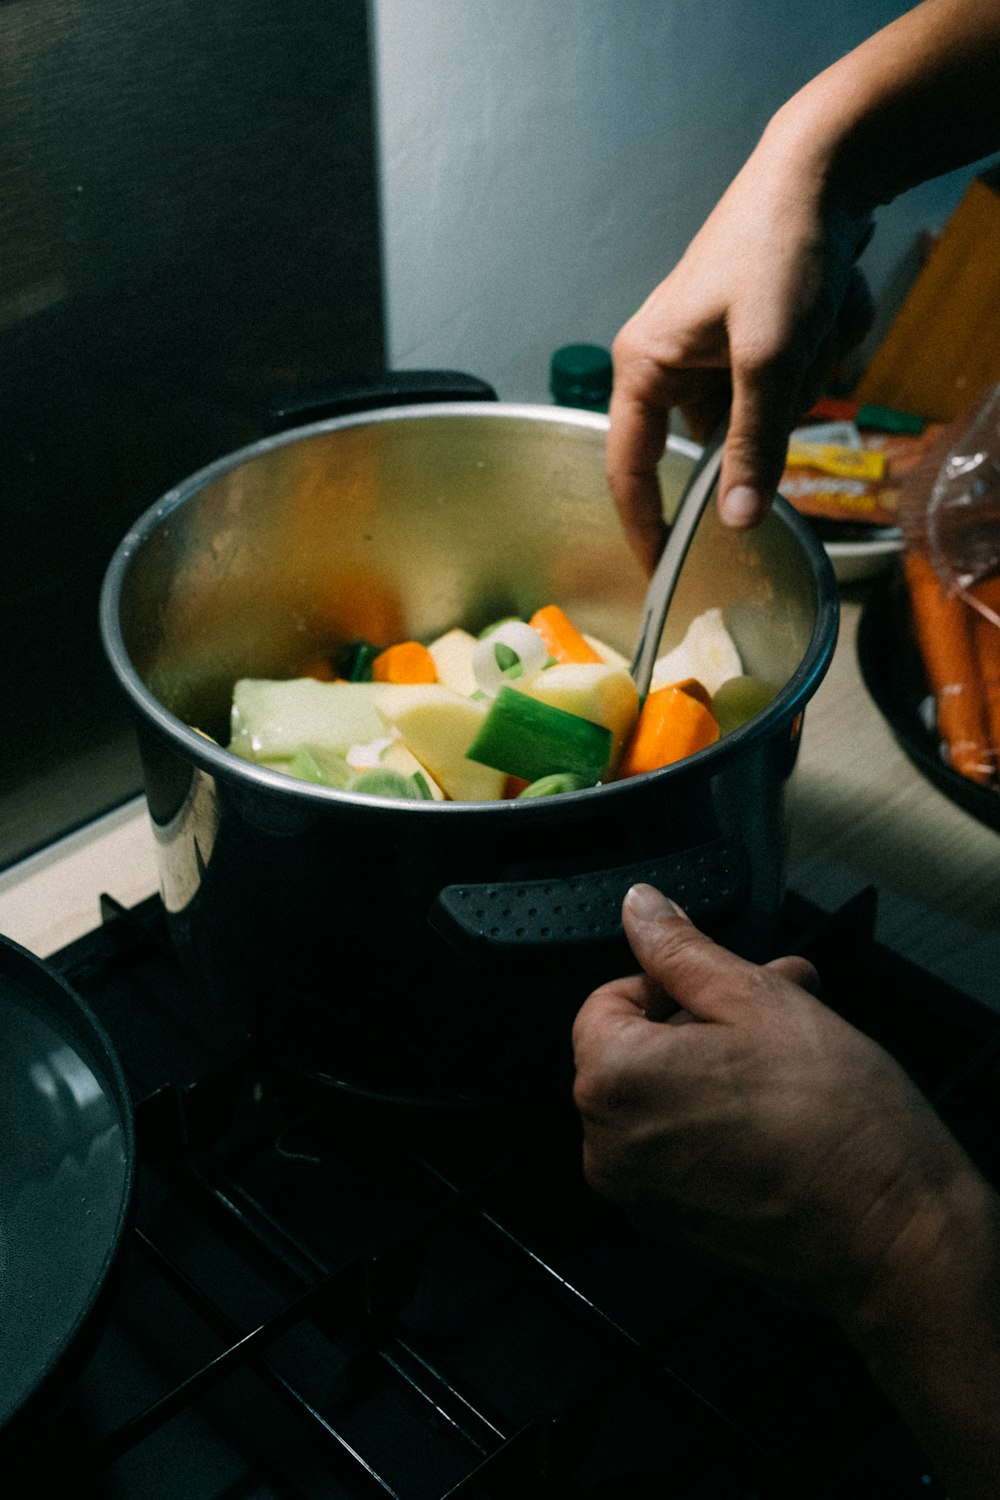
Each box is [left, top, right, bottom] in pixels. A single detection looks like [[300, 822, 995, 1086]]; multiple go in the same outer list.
[[549, 343, 612, 412]]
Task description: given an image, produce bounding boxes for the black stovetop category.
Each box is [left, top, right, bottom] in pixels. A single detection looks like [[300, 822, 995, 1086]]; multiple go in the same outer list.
[[12, 887, 1000, 1498]]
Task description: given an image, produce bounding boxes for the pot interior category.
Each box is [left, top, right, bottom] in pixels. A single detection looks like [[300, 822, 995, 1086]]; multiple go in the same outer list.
[[115, 404, 826, 748]]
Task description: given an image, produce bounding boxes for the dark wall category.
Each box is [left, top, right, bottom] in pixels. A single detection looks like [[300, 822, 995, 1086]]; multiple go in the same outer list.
[[1, 0, 385, 867]]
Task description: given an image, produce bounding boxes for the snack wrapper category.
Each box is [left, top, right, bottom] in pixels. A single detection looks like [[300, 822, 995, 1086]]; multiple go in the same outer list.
[[781, 416, 946, 532]]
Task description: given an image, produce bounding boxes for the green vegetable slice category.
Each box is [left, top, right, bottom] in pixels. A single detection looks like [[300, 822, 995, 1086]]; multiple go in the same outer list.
[[516, 772, 589, 799], [344, 641, 381, 682], [287, 745, 354, 787], [466, 684, 611, 784], [350, 768, 430, 800]]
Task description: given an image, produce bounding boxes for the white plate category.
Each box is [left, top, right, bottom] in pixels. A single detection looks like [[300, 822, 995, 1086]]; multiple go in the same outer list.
[[824, 532, 906, 585]]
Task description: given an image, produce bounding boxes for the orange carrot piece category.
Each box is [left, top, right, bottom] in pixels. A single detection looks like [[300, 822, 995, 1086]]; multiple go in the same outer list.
[[528, 604, 603, 664], [371, 640, 438, 684], [666, 676, 714, 711], [616, 684, 719, 778], [503, 774, 531, 799], [300, 658, 338, 682], [970, 574, 1000, 783], [904, 551, 992, 784]]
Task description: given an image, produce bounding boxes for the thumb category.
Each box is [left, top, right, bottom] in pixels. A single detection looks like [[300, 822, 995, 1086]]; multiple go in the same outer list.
[[621, 883, 761, 1024], [716, 359, 801, 529]]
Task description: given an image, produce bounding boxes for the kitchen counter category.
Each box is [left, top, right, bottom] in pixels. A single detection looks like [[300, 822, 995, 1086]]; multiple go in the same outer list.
[[1, 582, 998, 1010], [787, 586, 1000, 1011]]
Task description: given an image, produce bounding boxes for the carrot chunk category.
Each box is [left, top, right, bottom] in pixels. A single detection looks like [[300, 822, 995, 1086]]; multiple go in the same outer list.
[[371, 640, 438, 684], [299, 658, 338, 682], [666, 677, 714, 711], [616, 684, 719, 778], [528, 604, 603, 664]]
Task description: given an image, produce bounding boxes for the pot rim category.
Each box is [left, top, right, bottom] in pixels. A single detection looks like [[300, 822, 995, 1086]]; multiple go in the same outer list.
[[99, 401, 839, 817]]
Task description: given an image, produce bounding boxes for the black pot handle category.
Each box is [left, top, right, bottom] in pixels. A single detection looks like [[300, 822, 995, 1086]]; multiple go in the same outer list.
[[265, 369, 498, 432], [428, 835, 748, 977]]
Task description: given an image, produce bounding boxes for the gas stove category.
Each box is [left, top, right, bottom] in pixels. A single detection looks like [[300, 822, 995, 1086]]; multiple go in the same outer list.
[[9, 884, 1000, 1498]]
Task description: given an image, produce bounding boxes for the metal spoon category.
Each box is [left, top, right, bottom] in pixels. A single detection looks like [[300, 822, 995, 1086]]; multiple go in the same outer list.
[[629, 417, 728, 698]]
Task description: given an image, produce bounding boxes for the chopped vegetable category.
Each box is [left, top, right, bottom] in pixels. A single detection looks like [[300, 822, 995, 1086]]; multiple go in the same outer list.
[[375, 683, 507, 801], [529, 604, 603, 664], [379, 740, 445, 799], [472, 620, 550, 697], [584, 633, 630, 671], [516, 772, 589, 798], [342, 641, 382, 682], [371, 640, 438, 683], [427, 628, 479, 696], [616, 683, 719, 778], [350, 767, 431, 800], [651, 608, 742, 695], [466, 684, 612, 785], [230, 679, 417, 761], [299, 658, 338, 682], [286, 744, 355, 788], [669, 677, 714, 711], [477, 616, 522, 638], [225, 603, 761, 802], [514, 661, 638, 777], [711, 675, 778, 736]]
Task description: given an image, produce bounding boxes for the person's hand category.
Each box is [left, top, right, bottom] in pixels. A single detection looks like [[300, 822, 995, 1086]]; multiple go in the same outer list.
[[606, 123, 874, 572], [572, 883, 974, 1314]]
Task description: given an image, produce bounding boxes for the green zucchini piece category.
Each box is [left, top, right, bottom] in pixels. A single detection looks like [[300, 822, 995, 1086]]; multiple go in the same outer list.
[[350, 768, 429, 800], [466, 684, 611, 784], [341, 640, 381, 682], [516, 772, 589, 798], [286, 746, 330, 785], [286, 744, 354, 788]]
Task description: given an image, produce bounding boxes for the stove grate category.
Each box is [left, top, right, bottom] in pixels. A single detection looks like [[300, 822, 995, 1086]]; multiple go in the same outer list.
[[16, 888, 995, 1498]]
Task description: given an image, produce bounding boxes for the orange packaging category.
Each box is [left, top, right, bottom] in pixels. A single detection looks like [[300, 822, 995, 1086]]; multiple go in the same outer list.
[[779, 423, 946, 529]]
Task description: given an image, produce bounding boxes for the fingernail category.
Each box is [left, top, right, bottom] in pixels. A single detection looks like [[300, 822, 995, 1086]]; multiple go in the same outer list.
[[624, 884, 688, 923], [719, 484, 763, 528]]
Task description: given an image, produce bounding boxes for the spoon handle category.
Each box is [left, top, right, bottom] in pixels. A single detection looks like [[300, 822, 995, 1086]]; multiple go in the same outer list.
[[629, 423, 728, 699]]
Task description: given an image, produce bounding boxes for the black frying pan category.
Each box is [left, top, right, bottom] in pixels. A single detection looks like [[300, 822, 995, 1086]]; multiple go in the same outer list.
[[0, 932, 135, 1458]]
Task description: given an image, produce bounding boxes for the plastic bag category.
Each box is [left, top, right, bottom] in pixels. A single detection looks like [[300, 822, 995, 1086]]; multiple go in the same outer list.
[[898, 381, 1000, 619], [897, 383, 1000, 788]]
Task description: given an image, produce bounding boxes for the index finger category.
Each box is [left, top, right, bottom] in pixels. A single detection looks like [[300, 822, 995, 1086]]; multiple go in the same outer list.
[[605, 381, 670, 576], [571, 971, 673, 1089]]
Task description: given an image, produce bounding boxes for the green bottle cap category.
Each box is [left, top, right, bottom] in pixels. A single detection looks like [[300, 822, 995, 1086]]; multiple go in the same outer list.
[[550, 343, 612, 410], [855, 403, 925, 435]]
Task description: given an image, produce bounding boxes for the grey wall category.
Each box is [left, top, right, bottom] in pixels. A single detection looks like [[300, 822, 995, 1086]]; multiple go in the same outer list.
[[373, 0, 994, 401]]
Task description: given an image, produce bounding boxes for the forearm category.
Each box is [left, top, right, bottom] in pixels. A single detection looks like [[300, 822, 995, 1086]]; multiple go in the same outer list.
[[835, 1161, 1000, 1498], [768, 0, 1000, 214]]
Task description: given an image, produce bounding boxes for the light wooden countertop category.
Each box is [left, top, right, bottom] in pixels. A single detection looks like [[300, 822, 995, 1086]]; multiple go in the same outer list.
[[786, 586, 1000, 1012], [2, 584, 998, 1011]]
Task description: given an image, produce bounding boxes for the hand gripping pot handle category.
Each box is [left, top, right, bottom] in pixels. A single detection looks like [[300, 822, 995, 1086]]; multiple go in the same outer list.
[[428, 835, 749, 975]]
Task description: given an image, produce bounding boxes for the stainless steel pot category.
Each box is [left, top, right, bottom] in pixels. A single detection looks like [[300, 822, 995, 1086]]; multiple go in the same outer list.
[[100, 388, 838, 1104]]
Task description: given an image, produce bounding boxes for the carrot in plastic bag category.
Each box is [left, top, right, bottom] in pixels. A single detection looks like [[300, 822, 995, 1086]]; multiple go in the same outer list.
[[904, 551, 993, 785], [969, 574, 1000, 782]]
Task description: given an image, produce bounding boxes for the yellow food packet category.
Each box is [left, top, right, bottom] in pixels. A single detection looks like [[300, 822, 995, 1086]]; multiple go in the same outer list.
[[785, 443, 888, 481]]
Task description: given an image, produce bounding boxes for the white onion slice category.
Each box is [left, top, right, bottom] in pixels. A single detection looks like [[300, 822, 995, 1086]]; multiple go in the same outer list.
[[472, 621, 549, 698]]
